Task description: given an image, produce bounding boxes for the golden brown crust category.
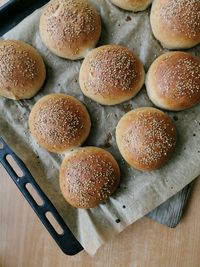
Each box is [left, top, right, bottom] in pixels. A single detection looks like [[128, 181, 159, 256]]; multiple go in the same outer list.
[[150, 0, 200, 49], [110, 0, 152, 11], [116, 107, 177, 171], [28, 94, 91, 153], [146, 52, 200, 111], [59, 147, 120, 209], [0, 40, 46, 100], [39, 0, 101, 60], [79, 45, 145, 105]]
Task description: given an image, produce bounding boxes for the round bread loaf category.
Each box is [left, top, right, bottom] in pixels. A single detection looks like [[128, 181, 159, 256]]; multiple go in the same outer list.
[[59, 147, 120, 208], [39, 0, 101, 60], [79, 45, 145, 105], [116, 107, 177, 171], [150, 0, 200, 49], [0, 40, 46, 100], [29, 94, 91, 153], [146, 52, 200, 111], [110, 0, 152, 12]]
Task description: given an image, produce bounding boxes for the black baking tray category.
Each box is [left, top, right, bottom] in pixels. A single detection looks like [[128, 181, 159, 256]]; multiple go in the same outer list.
[[0, 0, 16, 12], [0, 137, 83, 255], [0, 0, 193, 255], [0, 0, 49, 36]]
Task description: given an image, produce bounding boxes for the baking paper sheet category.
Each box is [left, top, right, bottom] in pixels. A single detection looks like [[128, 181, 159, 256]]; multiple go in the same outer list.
[[1, 0, 200, 255]]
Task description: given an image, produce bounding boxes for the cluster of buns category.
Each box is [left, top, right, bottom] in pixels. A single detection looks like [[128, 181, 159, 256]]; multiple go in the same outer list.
[[111, 0, 200, 50], [28, 93, 120, 209], [2, 0, 200, 209]]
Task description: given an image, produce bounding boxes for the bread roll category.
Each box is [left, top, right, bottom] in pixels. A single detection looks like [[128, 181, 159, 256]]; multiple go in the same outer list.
[[39, 0, 101, 60], [110, 0, 152, 12], [59, 147, 120, 208], [150, 0, 200, 49], [116, 107, 177, 171], [0, 40, 46, 100], [79, 45, 145, 105], [29, 94, 91, 153], [146, 52, 200, 111]]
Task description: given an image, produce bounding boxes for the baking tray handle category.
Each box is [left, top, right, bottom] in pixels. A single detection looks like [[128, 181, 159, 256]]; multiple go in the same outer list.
[[0, 137, 83, 255]]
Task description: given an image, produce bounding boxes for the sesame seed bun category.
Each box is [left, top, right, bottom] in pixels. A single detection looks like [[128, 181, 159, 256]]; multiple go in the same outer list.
[[28, 94, 91, 153], [79, 45, 145, 105], [116, 107, 177, 171], [110, 0, 152, 12], [0, 40, 46, 100], [39, 0, 101, 60], [146, 52, 200, 111], [59, 147, 120, 209], [150, 0, 200, 49]]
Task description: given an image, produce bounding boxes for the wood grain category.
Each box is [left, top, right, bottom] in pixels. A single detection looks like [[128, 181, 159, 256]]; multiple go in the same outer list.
[[1, 163, 200, 267]]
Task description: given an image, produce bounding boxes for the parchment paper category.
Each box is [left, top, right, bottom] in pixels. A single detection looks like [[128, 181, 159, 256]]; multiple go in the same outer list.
[[1, 0, 200, 255]]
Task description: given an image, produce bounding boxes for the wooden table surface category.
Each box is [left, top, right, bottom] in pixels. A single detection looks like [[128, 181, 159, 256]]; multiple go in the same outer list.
[[1, 163, 200, 267]]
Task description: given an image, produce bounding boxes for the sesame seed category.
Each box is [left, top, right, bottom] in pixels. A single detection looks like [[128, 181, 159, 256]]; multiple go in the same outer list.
[[173, 116, 178, 121], [125, 16, 132, 22]]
